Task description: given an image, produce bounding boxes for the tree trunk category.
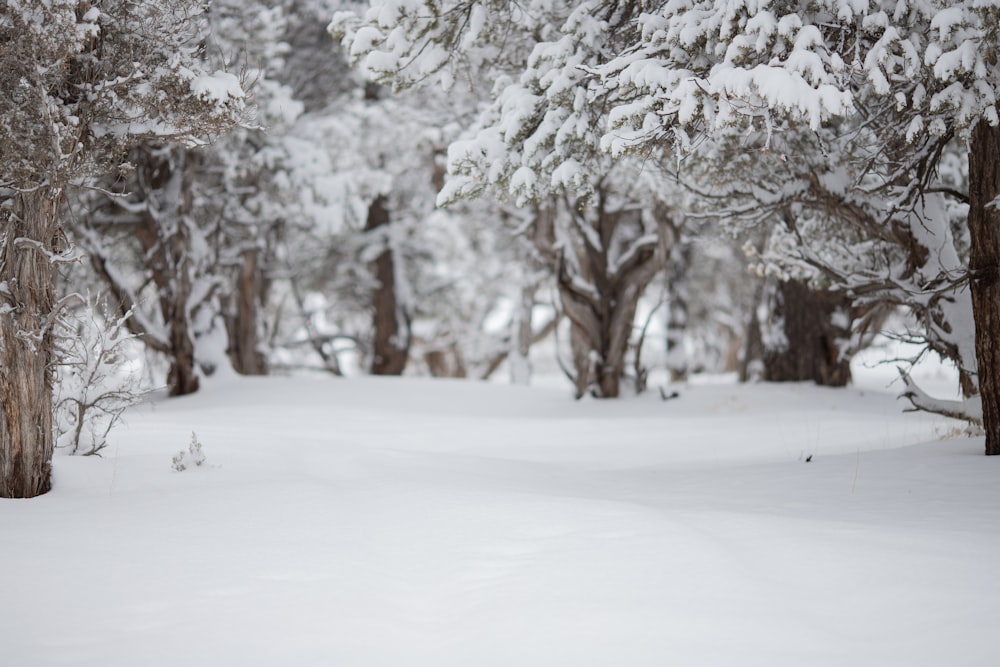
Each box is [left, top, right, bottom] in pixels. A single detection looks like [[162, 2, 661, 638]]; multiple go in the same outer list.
[[560, 252, 660, 398], [757, 278, 852, 387], [967, 121, 1000, 455], [740, 282, 766, 382], [366, 195, 410, 375], [165, 296, 200, 396], [509, 284, 536, 385], [227, 248, 268, 375], [132, 146, 201, 396], [558, 201, 666, 399], [0, 189, 61, 498], [665, 242, 692, 382], [423, 343, 467, 378]]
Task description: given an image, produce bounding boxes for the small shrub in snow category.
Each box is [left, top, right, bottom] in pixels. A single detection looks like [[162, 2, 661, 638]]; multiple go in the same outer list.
[[172, 432, 207, 471], [54, 299, 147, 456]]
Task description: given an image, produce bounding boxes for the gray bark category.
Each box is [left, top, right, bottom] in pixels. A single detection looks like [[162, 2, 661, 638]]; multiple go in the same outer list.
[[130, 146, 201, 396], [0, 189, 61, 497], [559, 204, 666, 398]]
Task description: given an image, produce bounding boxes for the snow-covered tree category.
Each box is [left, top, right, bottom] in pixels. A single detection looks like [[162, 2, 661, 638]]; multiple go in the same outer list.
[[202, 0, 298, 378], [198, 1, 546, 382], [74, 0, 292, 394], [335, 1, 679, 397], [591, 0, 998, 449], [0, 0, 244, 497], [78, 143, 235, 395], [266, 72, 538, 379], [665, 234, 758, 381]]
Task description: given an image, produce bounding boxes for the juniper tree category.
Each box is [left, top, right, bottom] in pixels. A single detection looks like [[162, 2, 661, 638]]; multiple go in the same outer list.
[[0, 0, 244, 497], [335, 1, 678, 397], [597, 0, 999, 450]]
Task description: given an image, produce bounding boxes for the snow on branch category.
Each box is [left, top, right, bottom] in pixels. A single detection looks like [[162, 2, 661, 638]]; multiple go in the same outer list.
[[899, 368, 982, 427]]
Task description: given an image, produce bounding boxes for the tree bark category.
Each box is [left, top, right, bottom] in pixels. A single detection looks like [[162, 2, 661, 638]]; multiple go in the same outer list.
[[164, 297, 200, 395], [560, 242, 662, 398], [131, 146, 201, 396], [0, 189, 61, 498], [757, 278, 852, 387], [227, 248, 268, 375], [967, 121, 1000, 455], [423, 343, 466, 378], [366, 195, 410, 375], [561, 272, 625, 398], [665, 242, 692, 382]]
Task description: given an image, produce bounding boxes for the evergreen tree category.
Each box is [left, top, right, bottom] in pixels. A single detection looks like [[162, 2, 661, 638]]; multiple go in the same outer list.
[[0, 0, 244, 497]]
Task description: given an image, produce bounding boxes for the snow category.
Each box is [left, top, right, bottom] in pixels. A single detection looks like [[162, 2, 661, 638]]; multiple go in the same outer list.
[[3, 372, 999, 665], [189, 71, 245, 111]]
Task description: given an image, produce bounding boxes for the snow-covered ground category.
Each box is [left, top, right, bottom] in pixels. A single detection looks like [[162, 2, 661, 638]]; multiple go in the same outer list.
[[3, 368, 999, 666]]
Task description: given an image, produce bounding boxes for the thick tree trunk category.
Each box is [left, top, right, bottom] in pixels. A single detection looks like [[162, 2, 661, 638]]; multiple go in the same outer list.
[[967, 121, 1000, 455], [165, 300, 200, 395], [366, 195, 410, 375], [757, 278, 852, 387], [558, 202, 666, 399], [0, 189, 61, 498], [560, 251, 661, 398]]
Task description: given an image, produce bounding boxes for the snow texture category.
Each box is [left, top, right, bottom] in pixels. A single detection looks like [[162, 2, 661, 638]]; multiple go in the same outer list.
[[1, 369, 997, 666]]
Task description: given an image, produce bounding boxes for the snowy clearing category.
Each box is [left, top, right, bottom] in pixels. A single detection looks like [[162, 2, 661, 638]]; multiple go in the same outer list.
[[2, 373, 999, 666]]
